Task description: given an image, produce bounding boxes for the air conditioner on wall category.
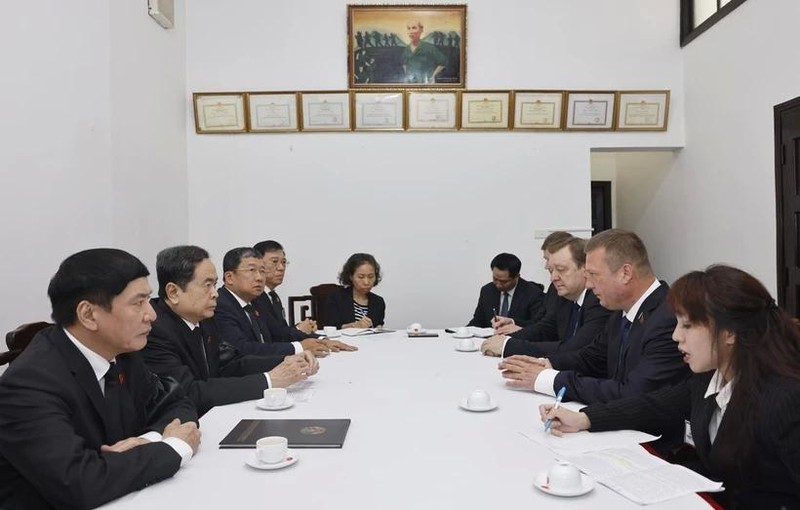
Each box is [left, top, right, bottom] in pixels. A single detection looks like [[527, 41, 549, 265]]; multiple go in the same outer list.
[[148, 0, 174, 29]]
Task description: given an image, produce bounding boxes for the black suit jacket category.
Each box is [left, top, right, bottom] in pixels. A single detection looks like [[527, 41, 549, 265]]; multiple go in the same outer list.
[[252, 292, 313, 342], [548, 282, 689, 404], [0, 327, 197, 509], [504, 290, 611, 357], [324, 286, 385, 328], [584, 372, 800, 508], [214, 286, 295, 357], [142, 298, 284, 416], [467, 278, 545, 328]]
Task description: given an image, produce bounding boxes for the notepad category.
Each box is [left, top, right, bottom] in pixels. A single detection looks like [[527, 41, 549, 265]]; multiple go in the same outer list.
[[219, 419, 351, 449], [340, 327, 395, 336]]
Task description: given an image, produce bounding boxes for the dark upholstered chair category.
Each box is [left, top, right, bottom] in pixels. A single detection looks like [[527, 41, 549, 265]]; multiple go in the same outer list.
[[1, 321, 52, 365], [308, 284, 341, 328]]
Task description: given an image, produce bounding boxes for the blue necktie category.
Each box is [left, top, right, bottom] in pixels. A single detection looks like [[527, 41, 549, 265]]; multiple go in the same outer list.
[[499, 292, 509, 317]]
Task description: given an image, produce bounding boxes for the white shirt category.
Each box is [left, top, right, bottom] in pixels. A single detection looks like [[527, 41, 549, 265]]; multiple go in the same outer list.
[[63, 328, 193, 466], [534, 279, 662, 396], [499, 285, 516, 314], [704, 370, 734, 444]]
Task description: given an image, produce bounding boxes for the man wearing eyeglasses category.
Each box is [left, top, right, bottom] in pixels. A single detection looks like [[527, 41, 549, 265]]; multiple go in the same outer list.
[[215, 247, 304, 357], [252, 240, 356, 355]]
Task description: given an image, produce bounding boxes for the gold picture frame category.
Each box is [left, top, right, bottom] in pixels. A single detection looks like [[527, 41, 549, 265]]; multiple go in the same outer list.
[[616, 90, 670, 131], [405, 90, 459, 131], [247, 92, 300, 133], [565, 91, 616, 131], [193, 92, 247, 134], [352, 90, 406, 131], [459, 90, 511, 130], [299, 92, 352, 132], [512, 90, 565, 130], [348, 4, 467, 88]]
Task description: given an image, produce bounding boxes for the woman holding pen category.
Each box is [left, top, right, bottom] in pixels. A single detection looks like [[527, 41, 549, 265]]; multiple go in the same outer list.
[[540, 265, 800, 508]]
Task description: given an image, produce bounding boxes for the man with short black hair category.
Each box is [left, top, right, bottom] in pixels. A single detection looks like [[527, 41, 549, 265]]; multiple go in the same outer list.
[[466, 252, 546, 328], [0, 248, 200, 509], [142, 245, 318, 416]]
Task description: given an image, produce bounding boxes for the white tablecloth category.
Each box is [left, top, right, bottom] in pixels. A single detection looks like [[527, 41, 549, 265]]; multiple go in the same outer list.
[[104, 331, 710, 509]]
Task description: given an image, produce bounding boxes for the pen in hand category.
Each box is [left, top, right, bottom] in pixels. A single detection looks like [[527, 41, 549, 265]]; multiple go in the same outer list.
[[544, 387, 567, 433], [492, 307, 499, 323]]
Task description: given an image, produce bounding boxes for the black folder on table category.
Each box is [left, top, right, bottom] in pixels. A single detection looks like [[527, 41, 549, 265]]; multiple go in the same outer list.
[[219, 419, 351, 449]]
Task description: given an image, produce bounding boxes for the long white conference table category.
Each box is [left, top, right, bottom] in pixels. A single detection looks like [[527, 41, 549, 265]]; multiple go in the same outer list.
[[104, 330, 711, 509]]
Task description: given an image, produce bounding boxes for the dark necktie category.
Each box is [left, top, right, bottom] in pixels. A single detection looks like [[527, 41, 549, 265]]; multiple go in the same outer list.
[[499, 292, 510, 317], [103, 362, 125, 444], [192, 326, 209, 377], [269, 291, 286, 322], [243, 304, 265, 343], [616, 316, 633, 369], [564, 302, 582, 340]]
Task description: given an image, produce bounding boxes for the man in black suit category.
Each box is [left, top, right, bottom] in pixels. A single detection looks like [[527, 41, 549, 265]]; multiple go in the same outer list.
[[251, 240, 355, 354], [0, 248, 201, 509], [142, 246, 319, 416], [481, 237, 612, 358], [215, 247, 318, 358], [500, 229, 689, 404], [466, 252, 546, 328]]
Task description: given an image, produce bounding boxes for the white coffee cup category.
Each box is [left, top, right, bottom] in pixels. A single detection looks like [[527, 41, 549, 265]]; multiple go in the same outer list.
[[256, 436, 288, 464], [547, 461, 582, 492], [457, 337, 474, 350], [408, 322, 422, 333], [455, 326, 470, 338], [263, 388, 287, 407], [466, 389, 491, 409], [323, 326, 338, 337]]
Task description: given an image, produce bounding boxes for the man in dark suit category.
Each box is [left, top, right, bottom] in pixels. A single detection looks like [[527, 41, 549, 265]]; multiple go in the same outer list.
[[252, 240, 355, 353], [466, 252, 546, 328], [215, 247, 321, 358], [481, 237, 612, 358], [0, 248, 201, 509], [142, 246, 319, 416], [500, 229, 689, 404]]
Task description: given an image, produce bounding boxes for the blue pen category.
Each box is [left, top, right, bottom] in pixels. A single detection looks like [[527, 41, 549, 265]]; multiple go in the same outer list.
[[543, 387, 567, 433]]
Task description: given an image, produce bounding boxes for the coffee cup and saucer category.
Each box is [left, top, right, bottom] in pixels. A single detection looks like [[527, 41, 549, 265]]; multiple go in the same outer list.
[[245, 436, 299, 470], [323, 326, 340, 338], [458, 389, 498, 412], [534, 461, 594, 497], [454, 337, 478, 352], [451, 326, 472, 339], [406, 322, 424, 334], [256, 388, 295, 411]]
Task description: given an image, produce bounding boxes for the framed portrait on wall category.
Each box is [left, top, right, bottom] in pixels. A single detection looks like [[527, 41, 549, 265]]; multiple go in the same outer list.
[[193, 92, 247, 134], [616, 90, 670, 131], [347, 4, 467, 88], [565, 91, 616, 131], [247, 92, 300, 133], [512, 90, 565, 130]]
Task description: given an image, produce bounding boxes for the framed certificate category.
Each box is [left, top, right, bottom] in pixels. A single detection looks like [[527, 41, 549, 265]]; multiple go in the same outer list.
[[247, 92, 300, 133], [512, 91, 565, 130], [352, 90, 405, 131], [193, 92, 247, 134], [616, 90, 670, 131], [299, 92, 351, 132], [459, 91, 510, 130], [565, 91, 616, 131], [406, 90, 459, 131]]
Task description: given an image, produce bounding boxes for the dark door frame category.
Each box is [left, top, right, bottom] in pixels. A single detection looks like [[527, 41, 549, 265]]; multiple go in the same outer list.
[[774, 95, 800, 310]]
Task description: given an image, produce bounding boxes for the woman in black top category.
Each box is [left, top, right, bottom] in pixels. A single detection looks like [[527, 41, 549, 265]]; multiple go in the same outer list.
[[540, 265, 800, 509], [325, 253, 385, 329]]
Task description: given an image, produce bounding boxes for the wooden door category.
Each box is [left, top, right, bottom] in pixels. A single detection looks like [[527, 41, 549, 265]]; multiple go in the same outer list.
[[775, 96, 800, 316]]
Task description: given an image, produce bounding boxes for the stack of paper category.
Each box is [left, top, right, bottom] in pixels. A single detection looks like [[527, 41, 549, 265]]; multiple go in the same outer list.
[[340, 327, 394, 336]]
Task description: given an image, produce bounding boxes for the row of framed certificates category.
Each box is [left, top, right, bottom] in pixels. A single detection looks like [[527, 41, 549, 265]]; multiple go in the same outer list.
[[193, 89, 670, 134]]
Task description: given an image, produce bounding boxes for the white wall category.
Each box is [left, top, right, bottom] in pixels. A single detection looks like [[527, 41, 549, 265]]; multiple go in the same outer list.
[[185, 0, 686, 328], [0, 1, 187, 349], [634, 0, 800, 292]]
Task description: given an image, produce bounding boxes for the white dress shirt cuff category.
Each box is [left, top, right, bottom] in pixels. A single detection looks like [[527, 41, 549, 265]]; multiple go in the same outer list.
[[264, 372, 272, 388], [501, 336, 511, 357], [534, 368, 558, 396], [162, 437, 194, 467], [292, 341, 303, 353], [139, 431, 162, 442]]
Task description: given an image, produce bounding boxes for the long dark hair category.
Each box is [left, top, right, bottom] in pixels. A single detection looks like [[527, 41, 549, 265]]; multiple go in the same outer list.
[[668, 265, 800, 481]]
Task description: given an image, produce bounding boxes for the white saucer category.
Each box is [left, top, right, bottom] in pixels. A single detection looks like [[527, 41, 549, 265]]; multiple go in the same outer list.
[[452, 333, 472, 339], [458, 397, 498, 412], [255, 396, 295, 411], [533, 471, 595, 497], [455, 344, 478, 352], [245, 450, 299, 470]]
